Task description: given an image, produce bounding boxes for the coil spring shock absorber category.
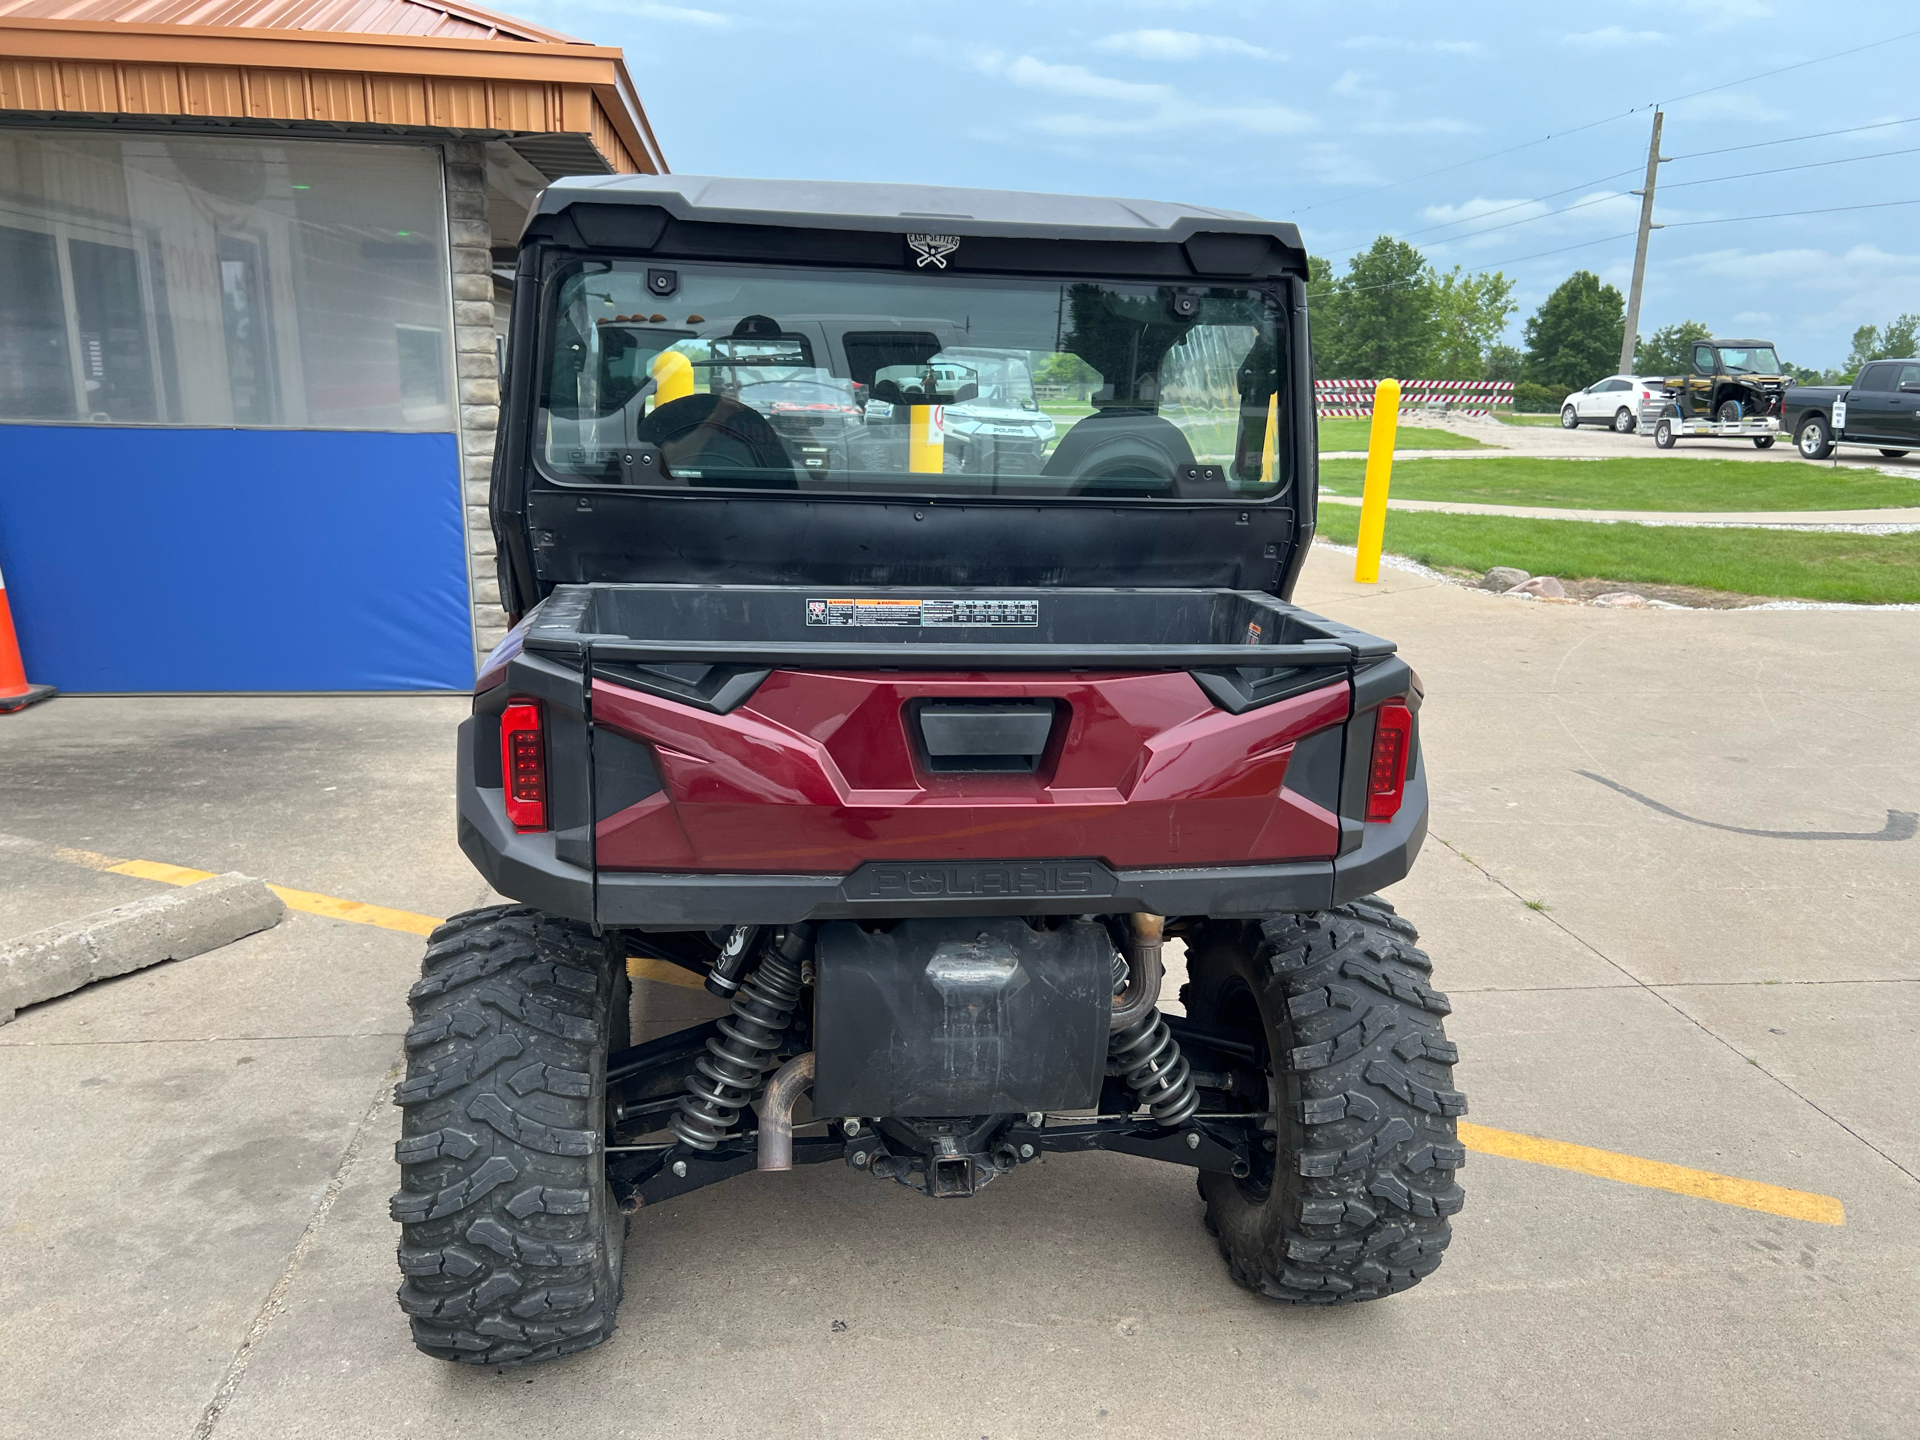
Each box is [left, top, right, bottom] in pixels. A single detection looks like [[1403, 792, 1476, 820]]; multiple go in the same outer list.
[[669, 924, 813, 1151], [1108, 913, 1199, 1127]]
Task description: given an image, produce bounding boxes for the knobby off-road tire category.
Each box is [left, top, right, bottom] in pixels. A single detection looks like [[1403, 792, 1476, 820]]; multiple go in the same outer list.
[[1183, 897, 1465, 1305], [390, 906, 629, 1365]]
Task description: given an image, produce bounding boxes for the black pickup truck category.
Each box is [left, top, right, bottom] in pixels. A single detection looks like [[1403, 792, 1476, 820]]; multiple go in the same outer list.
[[1782, 358, 1920, 459]]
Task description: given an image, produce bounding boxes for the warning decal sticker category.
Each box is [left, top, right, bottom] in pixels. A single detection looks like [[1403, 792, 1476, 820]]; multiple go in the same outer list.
[[804, 597, 1039, 628]]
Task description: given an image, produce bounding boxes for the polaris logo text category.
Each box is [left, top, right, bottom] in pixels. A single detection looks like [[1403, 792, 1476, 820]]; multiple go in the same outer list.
[[906, 234, 961, 269], [860, 862, 1100, 898]]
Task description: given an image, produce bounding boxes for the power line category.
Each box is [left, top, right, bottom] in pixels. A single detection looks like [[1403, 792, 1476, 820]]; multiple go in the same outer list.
[[1334, 166, 1641, 251], [1297, 25, 1920, 217], [1661, 198, 1920, 228], [1421, 190, 1633, 249], [1343, 143, 1920, 260], [1666, 113, 1920, 161], [1470, 232, 1639, 271], [1656, 27, 1920, 108], [1295, 110, 1644, 216], [1662, 144, 1920, 189], [1311, 199, 1920, 300], [1318, 232, 1637, 298]]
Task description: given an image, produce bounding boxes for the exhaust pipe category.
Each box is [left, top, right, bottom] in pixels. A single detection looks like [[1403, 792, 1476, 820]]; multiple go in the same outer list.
[[757, 1051, 816, 1172], [1111, 912, 1165, 1031]]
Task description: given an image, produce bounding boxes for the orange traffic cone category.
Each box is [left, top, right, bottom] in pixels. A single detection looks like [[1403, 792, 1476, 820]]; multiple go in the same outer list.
[[0, 557, 55, 714]]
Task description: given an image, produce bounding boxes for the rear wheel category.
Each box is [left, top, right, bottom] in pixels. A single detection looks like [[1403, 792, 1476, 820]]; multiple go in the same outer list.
[[1753, 435, 1775, 450], [1182, 898, 1465, 1305], [1654, 418, 1677, 449], [391, 906, 628, 1365], [1797, 416, 1832, 459], [1560, 406, 1579, 429], [1880, 449, 1910, 458], [1612, 407, 1636, 434]]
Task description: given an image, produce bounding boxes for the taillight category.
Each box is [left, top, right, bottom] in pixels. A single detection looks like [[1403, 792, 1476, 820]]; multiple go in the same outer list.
[[500, 700, 547, 831], [1365, 702, 1413, 822]]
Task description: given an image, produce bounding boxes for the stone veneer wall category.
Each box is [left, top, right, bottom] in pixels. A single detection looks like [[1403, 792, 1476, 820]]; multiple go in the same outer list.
[[444, 140, 511, 672]]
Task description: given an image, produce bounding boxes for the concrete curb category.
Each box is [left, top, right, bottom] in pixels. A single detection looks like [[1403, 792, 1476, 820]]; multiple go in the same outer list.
[[0, 873, 286, 1024]]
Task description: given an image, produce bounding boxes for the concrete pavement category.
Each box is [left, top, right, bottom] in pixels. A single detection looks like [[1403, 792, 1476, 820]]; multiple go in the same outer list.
[[0, 549, 1914, 1439]]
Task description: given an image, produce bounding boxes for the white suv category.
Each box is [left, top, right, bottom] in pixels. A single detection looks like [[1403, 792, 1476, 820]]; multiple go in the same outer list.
[[1561, 376, 1656, 433]]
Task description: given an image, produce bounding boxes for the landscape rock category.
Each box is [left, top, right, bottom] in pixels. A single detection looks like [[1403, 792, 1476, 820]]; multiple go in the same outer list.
[[1483, 566, 1530, 591], [1591, 592, 1651, 608], [1505, 575, 1566, 598]]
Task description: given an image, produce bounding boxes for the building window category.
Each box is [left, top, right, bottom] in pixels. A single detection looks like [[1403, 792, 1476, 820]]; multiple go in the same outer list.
[[0, 129, 454, 431]]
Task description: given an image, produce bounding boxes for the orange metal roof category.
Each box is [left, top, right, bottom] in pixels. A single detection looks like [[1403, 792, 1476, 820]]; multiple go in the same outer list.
[[0, 0, 664, 173], [0, 0, 584, 45]]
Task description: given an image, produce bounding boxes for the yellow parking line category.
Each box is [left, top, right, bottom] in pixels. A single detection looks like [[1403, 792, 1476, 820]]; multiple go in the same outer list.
[[85, 843, 702, 978], [265, 884, 442, 937], [26, 836, 1855, 1225], [107, 858, 219, 886], [1459, 1121, 1844, 1226]]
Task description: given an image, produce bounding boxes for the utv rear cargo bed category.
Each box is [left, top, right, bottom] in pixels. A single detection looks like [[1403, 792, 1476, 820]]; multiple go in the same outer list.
[[513, 583, 1395, 709]]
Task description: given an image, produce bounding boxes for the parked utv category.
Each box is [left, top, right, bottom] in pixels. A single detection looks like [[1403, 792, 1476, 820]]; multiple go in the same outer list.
[[391, 177, 1462, 1365], [1645, 337, 1788, 449]]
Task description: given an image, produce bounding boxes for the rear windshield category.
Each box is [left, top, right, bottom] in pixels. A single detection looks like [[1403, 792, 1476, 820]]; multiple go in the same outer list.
[[537, 261, 1291, 502]]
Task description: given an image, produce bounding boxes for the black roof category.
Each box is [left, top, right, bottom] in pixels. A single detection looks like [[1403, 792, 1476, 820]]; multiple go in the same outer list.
[[532, 173, 1304, 253]]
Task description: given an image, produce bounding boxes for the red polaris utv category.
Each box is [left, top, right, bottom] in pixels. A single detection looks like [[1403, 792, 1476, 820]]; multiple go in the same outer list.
[[391, 176, 1463, 1365]]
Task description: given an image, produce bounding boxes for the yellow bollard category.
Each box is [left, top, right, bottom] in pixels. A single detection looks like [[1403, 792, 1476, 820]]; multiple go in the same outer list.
[[649, 349, 695, 408], [1354, 377, 1400, 583], [1259, 391, 1279, 486], [907, 403, 944, 473]]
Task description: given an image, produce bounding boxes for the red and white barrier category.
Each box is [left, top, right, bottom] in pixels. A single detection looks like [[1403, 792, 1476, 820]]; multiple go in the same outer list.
[[1316, 379, 1514, 418]]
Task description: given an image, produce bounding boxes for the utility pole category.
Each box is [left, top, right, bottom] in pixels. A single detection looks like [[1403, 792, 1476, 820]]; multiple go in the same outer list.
[[1620, 109, 1668, 375]]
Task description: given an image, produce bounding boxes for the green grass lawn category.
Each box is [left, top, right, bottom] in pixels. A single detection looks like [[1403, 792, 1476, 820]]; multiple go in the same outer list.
[[1315, 419, 1492, 452], [1314, 505, 1920, 604], [1501, 413, 1563, 426], [1318, 455, 1920, 512]]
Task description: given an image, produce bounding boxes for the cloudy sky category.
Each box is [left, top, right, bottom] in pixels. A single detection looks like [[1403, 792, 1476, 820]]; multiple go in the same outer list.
[[511, 0, 1920, 369]]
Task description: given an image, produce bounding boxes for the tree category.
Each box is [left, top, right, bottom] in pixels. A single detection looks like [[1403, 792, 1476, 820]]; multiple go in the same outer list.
[[1846, 314, 1920, 372], [1033, 350, 1098, 400], [1485, 344, 1524, 383], [1304, 253, 1345, 376], [1429, 266, 1517, 379], [1522, 270, 1626, 392], [1307, 238, 1436, 378], [1307, 239, 1518, 380], [1635, 319, 1712, 377]]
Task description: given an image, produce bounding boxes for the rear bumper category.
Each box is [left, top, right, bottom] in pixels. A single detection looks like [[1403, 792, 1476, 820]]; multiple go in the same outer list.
[[457, 720, 1427, 930]]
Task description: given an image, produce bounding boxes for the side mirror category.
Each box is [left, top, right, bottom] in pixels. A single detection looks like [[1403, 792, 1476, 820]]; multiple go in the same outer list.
[[953, 381, 979, 404]]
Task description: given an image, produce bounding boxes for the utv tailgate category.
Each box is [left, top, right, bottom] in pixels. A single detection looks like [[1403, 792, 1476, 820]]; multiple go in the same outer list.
[[459, 585, 1425, 928]]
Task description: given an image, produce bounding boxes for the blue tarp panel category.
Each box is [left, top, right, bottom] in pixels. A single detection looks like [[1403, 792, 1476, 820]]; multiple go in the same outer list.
[[0, 425, 473, 691]]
